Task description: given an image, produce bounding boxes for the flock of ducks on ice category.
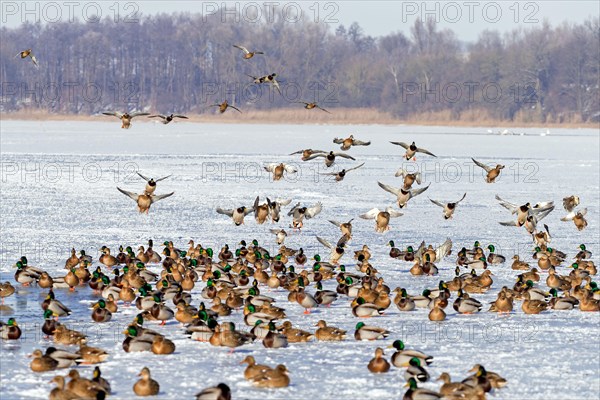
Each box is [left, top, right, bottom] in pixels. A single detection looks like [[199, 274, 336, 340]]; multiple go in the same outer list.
[[7, 46, 597, 400]]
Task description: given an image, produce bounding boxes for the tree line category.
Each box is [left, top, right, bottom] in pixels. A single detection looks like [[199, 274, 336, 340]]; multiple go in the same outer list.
[[1, 10, 598, 123]]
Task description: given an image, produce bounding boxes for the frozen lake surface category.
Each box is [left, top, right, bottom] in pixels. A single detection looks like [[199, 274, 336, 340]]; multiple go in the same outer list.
[[1, 120, 599, 399]]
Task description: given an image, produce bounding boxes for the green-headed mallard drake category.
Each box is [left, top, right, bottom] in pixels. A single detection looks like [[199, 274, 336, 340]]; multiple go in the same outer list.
[[196, 383, 232, 400], [216, 206, 253, 225], [548, 288, 578, 310], [575, 244, 592, 259], [314, 320, 346, 341], [472, 158, 504, 183], [102, 111, 150, 129], [14, 260, 40, 285], [403, 377, 442, 400], [404, 357, 430, 382], [15, 49, 38, 66], [287, 202, 323, 229], [0, 318, 21, 339], [134, 367, 160, 396], [117, 187, 174, 214], [42, 309, 60, 336], [240, 356, 271, 380], [315, 282, 338, 306], [389, 340, 432, 367], [262, 322, 288, 348], [29, 349, 58, 372], [368, 347, 390, 373], [467, 256, 488, 270], [91, 299, 112, 323], [148, 113, 188, 124], [453, 290, 482, 314], [333, 134, 370, 151], [43, 290, 72, 317], [391, 141, 436, 160], [233, 44, 264, 59], [354, 322, 389, 341], [393, 288, 416, 312], [486, 245, 506, 264], [378, 182, 430, 209], [122, 325, 153, 352], [210, 99, 242, 114]]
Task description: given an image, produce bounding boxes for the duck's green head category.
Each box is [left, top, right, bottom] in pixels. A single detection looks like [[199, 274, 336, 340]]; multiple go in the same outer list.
[[474, 241, 480, 247], [136, 262, 144, 269], [101, 275, 110, 285], [80, 250, 86, 256], [409, 357, 421, 367], [549, 288, 558, 297], [252, 239, 259, 247], [15, 261, 24, 269], [206, 279, 214, 287], [479, 256, 486, 262], [113, 269, 120, 276], [526, 280, 534, 288], [571, 263, 579, 269], [153, 294, 161, 303], [197, 309, 208, 321], [313, 254, 321, 262], [340, 265, 346, 272], [422, 289, 431, 297], [547, 247, 553, 253], [356, 297, 366, 305], [126, 325, 138, 336], [20, 256, 28, 265], [247, 304, 256, 313], [235, 249, 241, 257], [487, 244, 495, 252], [213, 270, 221, 279], [161, 279, 169, 288], [400, 288, 408, 298], [580, 244, 587, 251], [123, 266, 129, 274], [424, 254, 431, 262], [475, 365, 487, 377], [313, 264, 321, 272], [7, 318, 16, 326], [134, 314, 144, 325], [163, 241, 170, 246], [392, 339, 405, 350], [44, 309, 54, 319], [97, 299, 106, 309], [355, 322, 365, 330], [180, 251, 187, 258], [289, 266, 296, 274], [407, 246, 414, 253], [590, 281, 598, 290], [534, 246, 541, 252], [223, 264, 232, 273], [206, 248, 214, 258], [92, 271, 100, 279], [191, 259, 198, 267], [297, 277, 305, 287], [139, 287, 147, 296], [344, 277, 353, 285], [248, 287, 258, 296], [455, 266, 460, 276], [438, 281, 447, 290], [268, 321, 277, 331], [388, 240, 395, 247], [406, 377, 418, 389]]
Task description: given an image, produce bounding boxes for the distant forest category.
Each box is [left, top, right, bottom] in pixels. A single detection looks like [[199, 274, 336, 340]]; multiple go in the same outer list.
[[1, 9, 599, 123]]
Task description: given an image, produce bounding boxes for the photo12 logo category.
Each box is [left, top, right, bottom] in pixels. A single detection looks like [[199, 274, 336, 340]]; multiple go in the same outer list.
[[1, 1, 140, 24]]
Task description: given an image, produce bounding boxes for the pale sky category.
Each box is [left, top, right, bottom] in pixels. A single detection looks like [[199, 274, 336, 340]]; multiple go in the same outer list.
[[1, 1, 598, 42]]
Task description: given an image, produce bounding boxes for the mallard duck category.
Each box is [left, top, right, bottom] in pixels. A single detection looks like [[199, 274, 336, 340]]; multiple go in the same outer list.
[[453, 291, 482, 314], [233, 44, 264, 58], [262, 322, 288, 348], [404, 357, 430, 382], [333, 134, 371, 150], [122, 326, 153, 352], [0, 318, 21, 340], [91, 299, 112, 323], [210, 99, 242, 114], [486, 245, 506, 264], [490, 291, 513, 314], [38, 272, 55, 289], [78, 342, 109, 364], [319, 163, 365, 182], [99, 247, 118, 267], [195, 383, 232, 400], [53, 325, 86, 345], [42, 309, 59, 336], [472, 158, 504, 182], [290, 148, 327, 161], [251, 364, 290, 388], [548, 288, 578, 310], [561, 208, 588, 230], [49, 375, 78, 399], [429, 193, 466, 219], [360, 207, 404, 232], [511, 255, 530, 270], [351, 297, 383, 317], [150, 295, 174, 325], [117, 187, 174, 213], [264, 163, 297, 181], [354, 322, 389, 341], [436, 373, 474, 397], [91, 366, 111, 393], [412, 290, 433, 309], [579, 295, 600, 311], [15, 48, 38, 66], [389, 340, 432, 367], [30, 349, 58, 372], [44, 347, 81, 369], [521, 291, 548, 314], [65, 369, 107, 399], [287, 202, 323, 229], [14, 260, 40, 285], [151, 335, 176, 354], [295, 287, 318, 314], [394, 290, 416, 312], [391, 141, 436, 160], [314, 320, 346, 341], [378, 182, 430, 208], [575, 244, 592, 259], [240, 356, 271, 380], [148, 113, 188, 124], [102, 111, 150, 129], [467, 364, 507, 389], [279, 321, 313, 343], [315, 282, 338, 306], [216, 206, 253, 225], [0, 282, 15, 303], [367, 347, 390, 373], [403, 377, 442, 400], [428, 305, 446, 321], [134, 367, 160, 396], [294, 100, 331, 113]]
